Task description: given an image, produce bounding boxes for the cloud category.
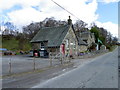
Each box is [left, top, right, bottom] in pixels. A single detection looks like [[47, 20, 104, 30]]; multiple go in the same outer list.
[[101, 0, 119, 3], [95, 21, 118, 37], [5, 0, 98, 29], [0, 0, 41, 11], [7, 7, 42, 30], [1, 0, 118, 37], [96, 0, 119, 3], [50, 0, 99, 23]]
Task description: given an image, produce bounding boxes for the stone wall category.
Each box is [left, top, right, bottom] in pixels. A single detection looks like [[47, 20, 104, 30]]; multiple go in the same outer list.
[[79, 45, 87, 52], [47, 48, 60, 54], [32, 43, 40, 49]]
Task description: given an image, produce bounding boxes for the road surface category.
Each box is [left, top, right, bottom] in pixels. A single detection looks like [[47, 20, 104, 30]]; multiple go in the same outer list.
[[2, 48, 118, 88], [2, 55, 62, 76], [32, 48, 118, 88]]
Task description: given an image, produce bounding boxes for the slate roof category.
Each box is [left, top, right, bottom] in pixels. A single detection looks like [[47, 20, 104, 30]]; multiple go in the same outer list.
[[30, 25, 70, 47], [78, 38, 88, 46], [80, 32, 91, 40]]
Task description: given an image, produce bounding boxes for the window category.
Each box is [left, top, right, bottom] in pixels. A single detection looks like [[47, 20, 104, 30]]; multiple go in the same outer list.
[[73, 41, 76, 49], [83, 40, 87, 43], [40, 42, 44, 48], [66, 39, 69, 48]]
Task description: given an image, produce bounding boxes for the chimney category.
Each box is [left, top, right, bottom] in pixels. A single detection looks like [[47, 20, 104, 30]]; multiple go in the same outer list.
[[68, 16, 72, 25]]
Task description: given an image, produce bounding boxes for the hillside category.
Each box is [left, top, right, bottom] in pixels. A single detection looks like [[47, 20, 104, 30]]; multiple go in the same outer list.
[[2, 35, 31, 51]]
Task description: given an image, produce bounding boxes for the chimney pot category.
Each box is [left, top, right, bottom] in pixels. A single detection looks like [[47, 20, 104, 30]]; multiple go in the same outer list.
[[68, 16, 72, 25]]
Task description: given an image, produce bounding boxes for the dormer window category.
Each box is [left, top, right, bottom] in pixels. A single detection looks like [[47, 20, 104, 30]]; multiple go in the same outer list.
[[83, 40, 87, 43]]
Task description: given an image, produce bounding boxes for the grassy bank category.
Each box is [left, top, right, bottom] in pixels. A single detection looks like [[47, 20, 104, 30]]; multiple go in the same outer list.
[[109, 45, 117, 52], [2, 35, 32, 51]]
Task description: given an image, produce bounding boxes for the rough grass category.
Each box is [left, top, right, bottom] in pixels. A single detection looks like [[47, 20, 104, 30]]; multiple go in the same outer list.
[[2, 36, 31, 51], [109, 45, 117, 52], [2, 38, 19, 50]]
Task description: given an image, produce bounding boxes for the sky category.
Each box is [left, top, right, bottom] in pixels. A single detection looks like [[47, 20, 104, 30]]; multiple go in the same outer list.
[[0, 0, 119, 38]]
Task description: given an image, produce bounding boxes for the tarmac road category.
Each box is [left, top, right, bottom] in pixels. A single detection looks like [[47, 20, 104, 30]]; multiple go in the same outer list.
[[32, 48, 118, 88], [2, 47, 118, 88]]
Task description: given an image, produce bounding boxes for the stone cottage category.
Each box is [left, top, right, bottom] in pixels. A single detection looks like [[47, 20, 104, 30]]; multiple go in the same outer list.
[[30, 16, 87, 57], [80, 31, 95, 47], [76, 29, 96, 50]]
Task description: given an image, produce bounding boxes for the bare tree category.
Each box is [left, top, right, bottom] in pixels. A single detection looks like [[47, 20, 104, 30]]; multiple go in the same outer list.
[[43, 17, 67, 27], [74, 20, 88, 32], [23, 22, 41, 39], [22, 17, 67, 40]]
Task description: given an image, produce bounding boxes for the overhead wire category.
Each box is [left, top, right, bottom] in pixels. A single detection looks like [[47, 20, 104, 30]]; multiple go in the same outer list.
[[51, 0, 82, 21]]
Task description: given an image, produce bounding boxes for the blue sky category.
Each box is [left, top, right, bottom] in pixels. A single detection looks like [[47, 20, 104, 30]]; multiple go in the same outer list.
[[96, 2, 118, 24], [0, 0, 119, 37]]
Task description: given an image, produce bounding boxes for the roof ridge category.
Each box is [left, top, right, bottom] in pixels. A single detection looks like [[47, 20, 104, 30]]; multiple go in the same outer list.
[[41, 24, 69, 30]]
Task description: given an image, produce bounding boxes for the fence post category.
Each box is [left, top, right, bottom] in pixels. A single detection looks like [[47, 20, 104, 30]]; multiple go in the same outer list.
[[59, 53, 62, 64], [9, 58, 12, 74], [68, 55, 70, 62], [33, 57, 35, 70], [61, 57, 62, 64], [49, 52, 52, 66]]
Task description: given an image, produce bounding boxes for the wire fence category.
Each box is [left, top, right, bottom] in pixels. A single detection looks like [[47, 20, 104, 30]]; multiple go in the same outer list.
[[2, 49, 109, 76]]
